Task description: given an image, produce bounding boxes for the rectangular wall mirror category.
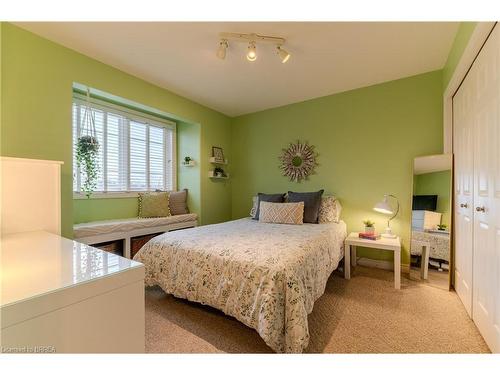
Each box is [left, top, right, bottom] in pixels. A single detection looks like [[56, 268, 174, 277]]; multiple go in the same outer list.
[[410, 154, 452, 290]]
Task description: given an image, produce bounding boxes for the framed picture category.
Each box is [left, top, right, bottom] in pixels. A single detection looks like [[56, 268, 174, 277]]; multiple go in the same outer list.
[[212, 146, 225, 163]]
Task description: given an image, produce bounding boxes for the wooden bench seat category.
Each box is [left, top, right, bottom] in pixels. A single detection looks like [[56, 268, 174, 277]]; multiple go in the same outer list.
[[73, 214, 198, 258]]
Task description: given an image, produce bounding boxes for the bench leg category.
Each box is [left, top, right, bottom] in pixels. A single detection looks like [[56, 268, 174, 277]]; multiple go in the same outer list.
[[125, 237, 131, 259]]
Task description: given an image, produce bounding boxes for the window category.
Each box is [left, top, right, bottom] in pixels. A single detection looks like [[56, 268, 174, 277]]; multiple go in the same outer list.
[[72, 95, 176, 196]]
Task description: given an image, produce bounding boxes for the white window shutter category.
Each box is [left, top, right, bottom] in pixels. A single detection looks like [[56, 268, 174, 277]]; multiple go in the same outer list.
[[72, 97, 176, 194]]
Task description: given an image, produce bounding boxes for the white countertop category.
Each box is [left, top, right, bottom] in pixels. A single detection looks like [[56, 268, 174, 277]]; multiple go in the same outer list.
[[1, 231, 143, 307]]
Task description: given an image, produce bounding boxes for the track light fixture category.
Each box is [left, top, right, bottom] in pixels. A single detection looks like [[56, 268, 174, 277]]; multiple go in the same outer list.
[[247, 41, 257, 62], [216, 39, 228, 60], [216, 32, 291, 63], [276, 45, 290, 63]]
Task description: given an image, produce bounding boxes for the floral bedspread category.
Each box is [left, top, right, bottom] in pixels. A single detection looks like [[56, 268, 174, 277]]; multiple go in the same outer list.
[[134, 218, 347, 353], [411, 230, 450, 261]]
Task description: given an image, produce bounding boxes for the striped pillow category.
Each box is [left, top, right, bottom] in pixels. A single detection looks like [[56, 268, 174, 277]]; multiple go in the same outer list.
[[258, 202, 304, 225], [169, 189, 189, 215]]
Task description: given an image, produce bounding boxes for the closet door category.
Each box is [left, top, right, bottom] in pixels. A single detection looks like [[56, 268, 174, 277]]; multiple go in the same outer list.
[[471, 24, 500, 353], [453, 62, 475, 317]]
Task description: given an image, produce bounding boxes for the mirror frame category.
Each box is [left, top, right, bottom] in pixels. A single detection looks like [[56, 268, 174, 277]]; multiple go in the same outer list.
[[411, 154, 453, 291]]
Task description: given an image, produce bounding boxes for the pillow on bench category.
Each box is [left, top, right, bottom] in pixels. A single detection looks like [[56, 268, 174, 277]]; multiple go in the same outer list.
[[169, 189, 189, 215], [138, 192, 170, 218]]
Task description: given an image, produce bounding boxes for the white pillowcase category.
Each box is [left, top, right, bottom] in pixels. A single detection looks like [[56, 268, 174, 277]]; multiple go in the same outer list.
[[318, 196, 342, 223], [258, 201, 304, 225]]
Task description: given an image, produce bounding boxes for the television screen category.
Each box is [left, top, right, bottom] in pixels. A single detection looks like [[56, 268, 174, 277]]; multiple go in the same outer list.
[[413, 195, 438, 211]]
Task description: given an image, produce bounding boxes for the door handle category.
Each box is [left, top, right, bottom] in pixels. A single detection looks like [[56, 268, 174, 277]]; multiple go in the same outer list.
[[460, 203, 469, 208], [475, 206, 486, 212]]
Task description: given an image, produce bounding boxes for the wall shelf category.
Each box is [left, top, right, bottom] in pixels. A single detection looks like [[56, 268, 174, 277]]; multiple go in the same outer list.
[[209, 157, 228, 165], [208, 171, 229, 180], [182, 160, 196, 167]]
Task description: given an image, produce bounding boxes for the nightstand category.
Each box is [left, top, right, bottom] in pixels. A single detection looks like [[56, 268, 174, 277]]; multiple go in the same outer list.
[[344, 232, 401, 289]]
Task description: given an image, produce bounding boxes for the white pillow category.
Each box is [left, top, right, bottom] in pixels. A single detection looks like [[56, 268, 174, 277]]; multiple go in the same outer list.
[[318, 196, 342, 223], [258, 202, 304, 225]]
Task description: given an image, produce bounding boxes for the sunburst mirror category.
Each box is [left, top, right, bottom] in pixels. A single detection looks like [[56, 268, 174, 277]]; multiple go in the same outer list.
[[279, 140, 318, 182]]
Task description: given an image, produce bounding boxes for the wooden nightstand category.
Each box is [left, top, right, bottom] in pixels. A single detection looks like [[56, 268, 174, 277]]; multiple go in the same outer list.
[[344, 232, 401, 289]]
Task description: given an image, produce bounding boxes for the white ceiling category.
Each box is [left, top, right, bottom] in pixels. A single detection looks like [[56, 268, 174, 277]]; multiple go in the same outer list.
[[16, 22, 459, 117], [414, 154, 452, 175]]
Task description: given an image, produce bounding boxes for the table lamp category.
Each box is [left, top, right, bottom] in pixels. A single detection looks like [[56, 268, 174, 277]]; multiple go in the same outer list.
[[373, 194, 399, 238]]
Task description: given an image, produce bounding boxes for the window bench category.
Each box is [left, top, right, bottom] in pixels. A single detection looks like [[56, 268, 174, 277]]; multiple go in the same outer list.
[[73, 214, 198, 259]]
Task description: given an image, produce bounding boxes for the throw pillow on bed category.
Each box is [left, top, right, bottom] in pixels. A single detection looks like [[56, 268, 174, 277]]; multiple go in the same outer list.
[[169, 189, 189, 215], [250, 195, 258, 218], [258, 201, 304, 225], [138, 192, 171, 218], [287, 190, 324, 223], [253, 192, 286, 220], [318, 196, 342, 223]]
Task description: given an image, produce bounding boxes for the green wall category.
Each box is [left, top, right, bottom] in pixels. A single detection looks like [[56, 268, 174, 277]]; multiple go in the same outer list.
[[1, 23, 232, 237], [413, 170, 452, 228], [442, 22, 477, 91], [2, 22, 473, 268], [231, 70, 444, 265], [177, 121, 202, 219]]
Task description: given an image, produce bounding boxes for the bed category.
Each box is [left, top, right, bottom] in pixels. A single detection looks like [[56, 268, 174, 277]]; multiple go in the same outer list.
[[134, 217, 347, 353], [410, 230, 450, 262]]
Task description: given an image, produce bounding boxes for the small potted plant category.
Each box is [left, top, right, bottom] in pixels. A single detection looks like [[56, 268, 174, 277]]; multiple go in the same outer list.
[[183, 156, 195, 166], [437, 224, 447, 231], [214, 167, 225, 177], [363, 220, 375, 234]]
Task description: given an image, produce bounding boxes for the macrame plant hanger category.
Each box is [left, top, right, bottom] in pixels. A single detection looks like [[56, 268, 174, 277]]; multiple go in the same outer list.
[[79, 88, 98, 143]]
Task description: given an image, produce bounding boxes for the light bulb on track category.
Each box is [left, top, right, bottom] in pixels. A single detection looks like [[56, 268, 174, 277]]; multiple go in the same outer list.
[[216, 39, 228, 60], [247, 41, 257, 62], [276, 45, 290, 63]]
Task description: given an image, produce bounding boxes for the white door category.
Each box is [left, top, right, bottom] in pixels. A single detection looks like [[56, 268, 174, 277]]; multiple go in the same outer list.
[[470, 24, 500, 353], [453, 60, 475, 317]]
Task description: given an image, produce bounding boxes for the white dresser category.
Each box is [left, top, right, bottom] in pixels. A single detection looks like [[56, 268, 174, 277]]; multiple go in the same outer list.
[[411, 210, 442, 231], [0, 157, 145, 353], [1, 231, 145, 353]]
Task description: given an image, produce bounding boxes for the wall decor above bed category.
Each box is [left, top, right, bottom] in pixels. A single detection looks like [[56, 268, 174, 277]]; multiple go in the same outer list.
[[279, 140, 318, 182]]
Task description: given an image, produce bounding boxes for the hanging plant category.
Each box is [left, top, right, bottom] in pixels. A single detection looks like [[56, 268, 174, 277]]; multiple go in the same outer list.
[[76, 89, 100, 198], [76, 135, 100, 198]]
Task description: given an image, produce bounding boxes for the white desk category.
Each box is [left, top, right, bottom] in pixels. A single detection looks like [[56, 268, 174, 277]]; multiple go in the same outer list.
[[344, 232, 401, 289], [1, 231, 145, 353]]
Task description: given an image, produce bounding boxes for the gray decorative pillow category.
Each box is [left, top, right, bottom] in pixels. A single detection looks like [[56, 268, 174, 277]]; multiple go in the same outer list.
[[253, 193, 286, 220], [287, 189, 324, 223], [138, 192, 171, 218], [169, 189, 189, 215]]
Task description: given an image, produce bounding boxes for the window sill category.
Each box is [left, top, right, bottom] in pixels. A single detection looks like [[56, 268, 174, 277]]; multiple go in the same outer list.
[[73, 192, 140, 200]]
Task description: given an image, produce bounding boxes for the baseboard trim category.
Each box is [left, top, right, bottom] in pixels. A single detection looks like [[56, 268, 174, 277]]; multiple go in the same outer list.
[[356, 257, 410, 274]]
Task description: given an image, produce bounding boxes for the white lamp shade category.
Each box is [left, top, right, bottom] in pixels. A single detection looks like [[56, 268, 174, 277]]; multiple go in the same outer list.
[[373, 195, 393, 215]]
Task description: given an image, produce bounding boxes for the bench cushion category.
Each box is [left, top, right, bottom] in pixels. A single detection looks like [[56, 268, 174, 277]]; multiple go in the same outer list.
[[73, 213, 198, 239]]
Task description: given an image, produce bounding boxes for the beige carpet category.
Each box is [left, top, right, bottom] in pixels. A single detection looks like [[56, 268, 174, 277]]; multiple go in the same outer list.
[[145, 266, 490, 353]]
